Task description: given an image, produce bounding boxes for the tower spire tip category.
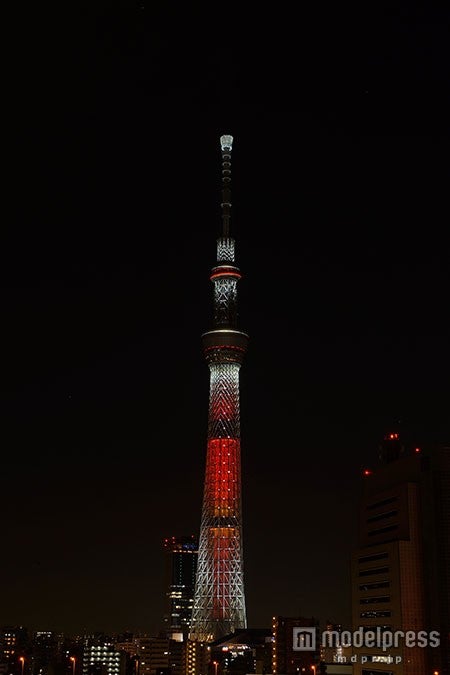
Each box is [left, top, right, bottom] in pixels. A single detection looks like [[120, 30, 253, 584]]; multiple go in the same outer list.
[[220, 134, 233, 151]]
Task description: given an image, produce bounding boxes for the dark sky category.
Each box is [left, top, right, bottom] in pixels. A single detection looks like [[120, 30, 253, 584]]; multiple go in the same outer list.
[[2, 3, 450, 636]]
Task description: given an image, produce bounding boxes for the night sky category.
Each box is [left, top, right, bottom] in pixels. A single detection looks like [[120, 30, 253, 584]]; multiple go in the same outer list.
[[2, 3, 450, 636]]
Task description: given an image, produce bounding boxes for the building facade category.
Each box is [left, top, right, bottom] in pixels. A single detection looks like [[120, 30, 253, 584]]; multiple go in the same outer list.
[[82, 637, 126, 675], [351, 434, 450, 675], [0, 627, 29, 675], [271, 616, 320, 674], [136, 636, 185, 675], [163, 536, 198, 640]]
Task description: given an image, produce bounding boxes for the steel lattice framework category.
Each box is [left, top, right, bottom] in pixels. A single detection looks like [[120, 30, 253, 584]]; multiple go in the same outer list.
[[189, 135, 248, 643]]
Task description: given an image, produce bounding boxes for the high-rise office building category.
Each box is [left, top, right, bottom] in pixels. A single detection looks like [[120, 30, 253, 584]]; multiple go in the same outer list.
[[163, 536, 198, 640], [189, 135, 248, 643], [351, 433, 450, 675]]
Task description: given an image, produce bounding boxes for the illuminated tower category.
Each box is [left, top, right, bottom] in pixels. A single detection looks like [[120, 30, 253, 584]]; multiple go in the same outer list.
[[189, 134, 248, 642]]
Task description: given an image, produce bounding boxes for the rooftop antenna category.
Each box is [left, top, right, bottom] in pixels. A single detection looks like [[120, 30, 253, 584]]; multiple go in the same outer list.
[[220, 134, 233, 237]]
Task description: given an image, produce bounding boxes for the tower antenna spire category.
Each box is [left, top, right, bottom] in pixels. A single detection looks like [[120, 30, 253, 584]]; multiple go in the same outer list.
[[220, 134, 233, 237]]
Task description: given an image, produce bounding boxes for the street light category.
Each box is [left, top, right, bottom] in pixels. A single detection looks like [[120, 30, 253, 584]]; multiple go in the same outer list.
[[310, 667, 316, 675], [212, 661, 218, 675], [19, 657, 25, 675], [70, 656, 76, 675]]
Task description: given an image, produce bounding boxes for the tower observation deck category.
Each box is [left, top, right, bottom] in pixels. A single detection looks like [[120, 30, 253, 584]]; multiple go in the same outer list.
[[189, 135, 248, 643]]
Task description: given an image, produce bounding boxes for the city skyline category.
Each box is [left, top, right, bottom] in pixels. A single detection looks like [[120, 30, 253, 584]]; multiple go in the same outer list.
[[2, 3, 450, 637]]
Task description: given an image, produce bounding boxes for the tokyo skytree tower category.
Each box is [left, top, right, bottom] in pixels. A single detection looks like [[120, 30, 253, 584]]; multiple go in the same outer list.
[[189, 135, 248, 642]]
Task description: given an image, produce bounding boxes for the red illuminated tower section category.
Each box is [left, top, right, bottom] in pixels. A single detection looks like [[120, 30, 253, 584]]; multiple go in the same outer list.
[[189, 135, 248, 643]]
